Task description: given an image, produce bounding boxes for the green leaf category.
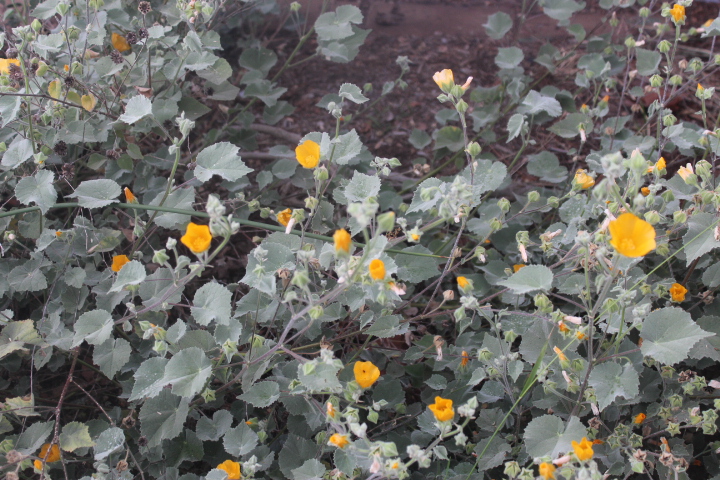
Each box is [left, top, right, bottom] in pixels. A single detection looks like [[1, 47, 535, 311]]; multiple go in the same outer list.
[[683, 213, 720, 266], [198, 57, 232, 84], [0, 93, 22, 127], [588, 361, 639, 411], [72, 310, 114, 347], [130, 357, 169, 401], [702, 263, 720, 288], [9, 258, 47, 292], [149, 186, 195, 229], [16, 420, 54, 454], [523, 415, 586, 458], [195, 142, 252, 182], [67, 179, 121, 209], [542, 0, 585, 21], [0, 320, 41, 360], [191, 282, 232, 326], [495, 47, 524, 69], [334, 449, 356, 476], [506, 113, 525, 142], [408, 178, 445, 213], [635, 48, 661, 75], [521, 90, 562, 117], [195, 410, 233, 441], [366, 315, 407, 339], [60, 421, 94, 452], [298, 362, 342, 393], [332, 129, 363, 165], [483, 12, 513, 40], [292, 459, 326, 480], [118, 95, 153, 124], [279, 435, 319, 479], [109, 260, 146, 293], [94, 427, 124, 461], [1, 138, 33, 168], [475, 436, 511, 472], [641, 307, 713, 365], [338, 83, 369, 104], [433, 126, 464, 151], [164, 347, 212, 398], [14, 169, 56, 214], [315, 5, 363, 41], [497, 265, 553, 294], [239, 380, 280, 407], [344, 171, 380, 202], [527, 151, 568, 183], [93, 338, 131, 377], [244, 80, 287, 106], [139, 389, 189, 448], [238, 47, 278, 75], [4, 393, 39, 416], [223, 422, 258, 456], [549, 113, 592, 138], [409, 129, 431, 149], [240, 242, 294, 295], [395, 245, 442, 283]]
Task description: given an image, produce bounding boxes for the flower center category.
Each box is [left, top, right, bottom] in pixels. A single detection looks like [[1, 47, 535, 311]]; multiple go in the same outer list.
[[619, 238, 636, 252]]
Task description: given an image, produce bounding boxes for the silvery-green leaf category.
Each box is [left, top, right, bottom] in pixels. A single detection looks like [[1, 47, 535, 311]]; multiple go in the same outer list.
[[118, 95, 153, 124], [483, 12, 513, 40], [338, 83, 368, 104], [164, 346, 212, 398], [195, 410, 233, 441], [139, 389, 189, 447], [683, 213, 720, 266], [292, 459, 326, 480], [194, 142, 252, 182], [191, 282, 232, 326], [239, 380, 280, 407], [15, 420, 54, 454], [641, 307, 713, 365], [93, 337, 131, 377], [72, 310, 113, 347], [59, 421, 94, 452], [344, 171, 380, 202], [588, 361, 639, 411], [497, 265, 553, 294], [130, 357, 169, 401], [223, 422, 258, 456], [67, 179, 121, 209], [523, 415, 586, 458], [94, 427, 124, 461], [109, 260, 146, 293]]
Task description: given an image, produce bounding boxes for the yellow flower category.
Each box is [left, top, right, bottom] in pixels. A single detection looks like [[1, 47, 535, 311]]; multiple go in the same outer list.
[[460, 351, 469, 367], [354, 360, 380, 388], [390, 461, 400, 469], [553, 346, 567, 362], [670, 4, 686, 23], [295, 140, 320, 169], [111, 254, 130, 273], [410, 233, 420, 242], [333, 228, 351, 254], [369, 259, 386, 281], [124, 187, 137, 204], [571, 437, 594, 461], [634, 413, 647, 424], [574, 169, 595, 189], [601, 95, 610, 103], [63, 64, 69, 72], [328, 433, 349, 449], [276, 208, 292, 227], [641, 187, 650, 196], [576, 331, 587, 341], [704, 19, 714, 28], [216, 460, 241, 480], [558, 321, 569, 333], [433, 69, 454, 91], [34, 443, 61, 470], [428, 396, 454, 422], [698, 83, 705, 92], [112, 33, 132, 52], [326, 402, 336, 418], [670, 283, 688, 302], [608, 212, 656, 258], [539, 462, 556, 480], [513, 264, 526, 273], [649, 157, 667, 174], [677, 163, 694, 180], [0, 58, 20, 74], [180, 222, 212, 254], [457, 276, 469, 289], [55, 231, 63, 237]]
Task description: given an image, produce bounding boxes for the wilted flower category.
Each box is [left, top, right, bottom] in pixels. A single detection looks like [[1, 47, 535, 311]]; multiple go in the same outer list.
[[111, 33, 132, 52], [216, 460, 241, 480], [608, 213, 656, 257], [111, 254, 130, 272], [572, 437, 594, 461], [677, 163, 694, 180], [354, 361, 380, 388], [295, 139, 320, 169], [326, 402, 336, 419], [553, 346, 568, 362], [0, 58, 20, 75], [369, 259, 386, 281], [328, 433, 349, 448], [513, 264, 526, 273], [670, 283, 688, 302], [460, 351, 469, 367], [124, 187, 137, 203], [180, 222, 212, 254], [539, 462, 556, 480], [428, 396, 454, 422]]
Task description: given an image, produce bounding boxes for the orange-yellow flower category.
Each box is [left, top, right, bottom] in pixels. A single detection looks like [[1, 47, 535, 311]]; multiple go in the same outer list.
[[369, 259, 386, 281], [460, 351, 469, 367], [433, 69, 454, 91], [276, 208, 292, 227], [124, 187, 137, 204], [608, 212, 656, 258], [558, 321, 569, 333], [576, 331, 587, 341], [634, 413, 647, 424], [0, 58, 20, 74], [329, 433, 349, 449], [216, 460, 241, 480], [677, 163, 694, 180], [513, 264, 526, 273], [539, 462, 556, 480], [649, 157, 667, 174], [698, 83, 705, 92], [326, 402, 336, 419], [333, 228, 351, 254], [553, 346, 568, 362], [354, 360, 380, 388], [180, 222, 212, 254], [574, 169, 595, 189], [55, 231, 63, 237], [111, 254, 130, 272], [457, 276, 470, 289], [572, 437, 594, 461], [670, 283, 688, 302], [295, 140, 320, 169], [111, 33, 132, 52], [601, 95, 610, 103], [592, 438, 604, 445], [670, 4, 686, 23], [641, 187, 650, 196], [410, 233, 420, 241], [34, 443, 60, 470], [428, 396, 454, 422]]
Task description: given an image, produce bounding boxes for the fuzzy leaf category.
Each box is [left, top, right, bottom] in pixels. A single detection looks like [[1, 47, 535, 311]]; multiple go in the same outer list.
[[67, 179, 121, 209], [641, 307, 713, 365], [195, 142, 252, 182]]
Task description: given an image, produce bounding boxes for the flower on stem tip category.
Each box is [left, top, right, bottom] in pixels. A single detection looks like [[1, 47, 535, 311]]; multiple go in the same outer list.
[[670, 283, 688, 302], [180, 222, 212, 254], [428, 396, 454, 422], [111, 33, 132, 52], [34, 443, 60, 470], [649, 157, 666, 173], [608, 213, 656, 258], [634, 413, 647, 424], [539, 462, 556, 480], [333, 228, 351, 254], [354, 361, 380, 388], [677, 163, 694, 180], [369, 259, 386, 281], [124, 187, 136, 203], [456, 276, 470, 289], [433, 69, 454, 90], [574, 169, 595, 189], [0, 58, 20, 74], [329, 433, 349, 449], [460, 351, 469, 367], [276, 208, 292, 227], [670, 4, 686, 23], [572, 437, 594, 461], [295, 139, 320, 169], [326, 402, 336, 418], [216, 460, 241, 480], [111, 254, 130, 272]]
